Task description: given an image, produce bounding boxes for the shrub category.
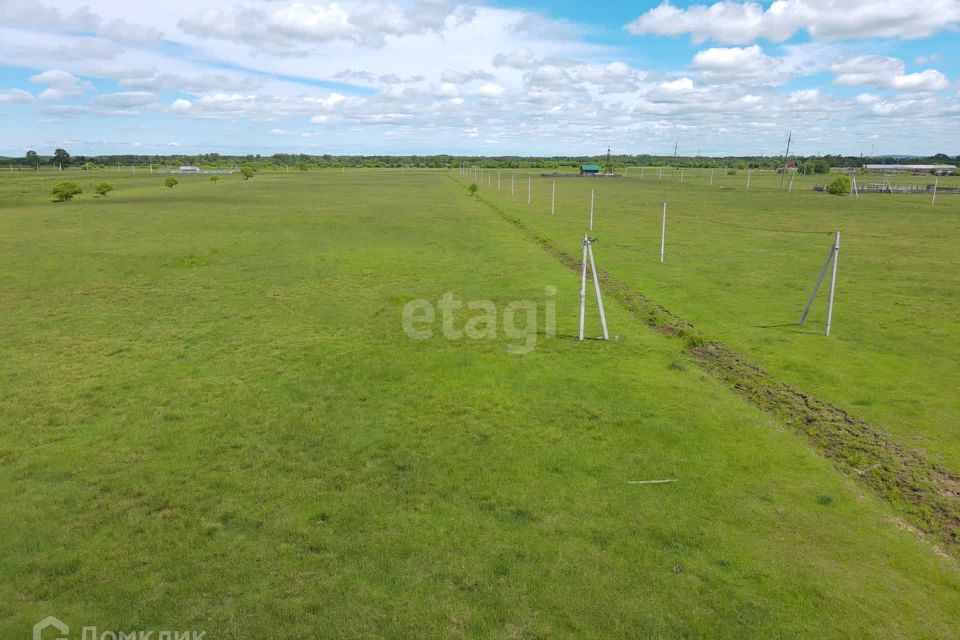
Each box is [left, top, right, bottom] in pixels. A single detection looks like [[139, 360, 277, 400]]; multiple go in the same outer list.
[[52, 181, 82, 202], [165, 177, 178, 188], [94, 183, 114, 196], [210, 175, 219, 183], [240, 165, 255, 180], [726, 169, 737, 176], [826, 175, 851, 196], [468, 183, 478, 197]]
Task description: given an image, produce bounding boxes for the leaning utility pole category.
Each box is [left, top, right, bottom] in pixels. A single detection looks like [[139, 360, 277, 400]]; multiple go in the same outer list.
[[780, 131, 792, 190]]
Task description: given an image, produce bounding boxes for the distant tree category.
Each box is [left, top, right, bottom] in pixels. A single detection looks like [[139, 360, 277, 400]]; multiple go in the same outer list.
[[94, 183, 114, 196], [52, 181, 82, 201], [298, 162, 309, 172], [53, 148, 70, 166], [25, 150, 39, 165], [814, 158, 831, 174], [210, 175, 219, 183], [165, 177, 178, 188], [240, 165, 255, 180], [468, 183, 478, 197], [81, 162, 95, 171], [827, 175, 851, 195]]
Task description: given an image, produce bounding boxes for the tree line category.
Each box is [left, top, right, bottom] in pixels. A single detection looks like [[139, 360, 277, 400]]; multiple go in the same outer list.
[[3, 149, 956, 172]]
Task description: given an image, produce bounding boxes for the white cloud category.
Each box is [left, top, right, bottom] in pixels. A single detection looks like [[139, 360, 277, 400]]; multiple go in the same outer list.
[[178, 0, 475, 51], [660, 77, 695, 92], [914, 54, 940, 65], [0, 88, 34, 105], [29, 69, 93, 100], [440, 68, 493, 84], [170, 98, 192, 112], [626, 0, 960, 44], [691, 44, 784, 84], [92, 91, 158, 108], [492, 47, 538, 69], [99, 18, 164, 45], [473, 82, 505, 98], [0, 0, 101, 31], [831, 56, 950, 92]]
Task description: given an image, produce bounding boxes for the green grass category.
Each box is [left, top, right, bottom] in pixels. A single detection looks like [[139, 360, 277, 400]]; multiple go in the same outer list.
[[477, 167, 960, 471], [1, 169, 959, 638]]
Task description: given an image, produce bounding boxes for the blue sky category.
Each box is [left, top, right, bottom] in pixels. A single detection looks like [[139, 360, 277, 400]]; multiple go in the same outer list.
[[0, 0, 957, 157]]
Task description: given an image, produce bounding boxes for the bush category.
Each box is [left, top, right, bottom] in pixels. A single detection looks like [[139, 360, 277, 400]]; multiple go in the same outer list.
[[210, 175, 219, 183], [826, 175, 851, 196], [240, 165, 255, 180], [726, 169, 737, 176], [94, 183, 114, 196], [165, 177, 178, 188], [52, 181, 82, 202], [468, 183, 478, 197]]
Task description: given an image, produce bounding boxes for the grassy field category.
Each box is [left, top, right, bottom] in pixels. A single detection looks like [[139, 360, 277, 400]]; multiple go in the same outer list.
[[2, 168, 959, 638], [476, 167, 960, 471]]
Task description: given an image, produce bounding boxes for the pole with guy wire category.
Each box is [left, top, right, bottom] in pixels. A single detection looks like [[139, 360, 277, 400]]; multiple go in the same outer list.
[[746, 169, 752, 190], [800, 231, 841, 336], [932, 178, 938, 206], [579, 234, 609, 342]]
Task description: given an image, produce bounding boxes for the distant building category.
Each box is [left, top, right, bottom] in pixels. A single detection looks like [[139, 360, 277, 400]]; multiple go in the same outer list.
[[863, 164, 956, 174], [580, 164, 601, 175], [178, 165, 200, 172]]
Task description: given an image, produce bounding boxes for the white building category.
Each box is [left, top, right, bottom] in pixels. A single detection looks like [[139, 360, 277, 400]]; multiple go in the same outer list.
[[178, 165, 200, 172], [863, 164, 956, 174]]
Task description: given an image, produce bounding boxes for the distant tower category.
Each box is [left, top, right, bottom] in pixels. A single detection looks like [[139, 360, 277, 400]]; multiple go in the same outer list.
[[603, 146, 613, 174]]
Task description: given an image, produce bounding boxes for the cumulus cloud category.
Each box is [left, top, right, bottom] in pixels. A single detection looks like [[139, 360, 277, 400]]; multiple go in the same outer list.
[[170, 98, 192, 112], [0, 88, 34, 105], [660, 77, 695, 93], [29, 69, 93, 100], [492, 47, 539, 69], [92, 91, 158, 108], [99, 18, 164, 45], [178, 0, 476, 51], [119, 71, 262, 93], [6, 38, 121, 62], [831, 56, 950, 92], [440, 68, 493, 84], [691, 44, 791, 84], [626, 0, 960, 44], [0, 0, 101, 31]]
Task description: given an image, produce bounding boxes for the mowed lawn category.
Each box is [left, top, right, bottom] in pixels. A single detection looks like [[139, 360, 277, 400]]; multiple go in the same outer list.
[[1, 170, 959, 638], [478, 168, 960, 471]]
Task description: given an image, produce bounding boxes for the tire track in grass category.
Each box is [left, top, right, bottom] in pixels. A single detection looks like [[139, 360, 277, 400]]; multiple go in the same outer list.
[[470, 185, 960, 558]]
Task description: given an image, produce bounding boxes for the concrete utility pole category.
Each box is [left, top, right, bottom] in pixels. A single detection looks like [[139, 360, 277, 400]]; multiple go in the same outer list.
[[780, 131, 792, 190]]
